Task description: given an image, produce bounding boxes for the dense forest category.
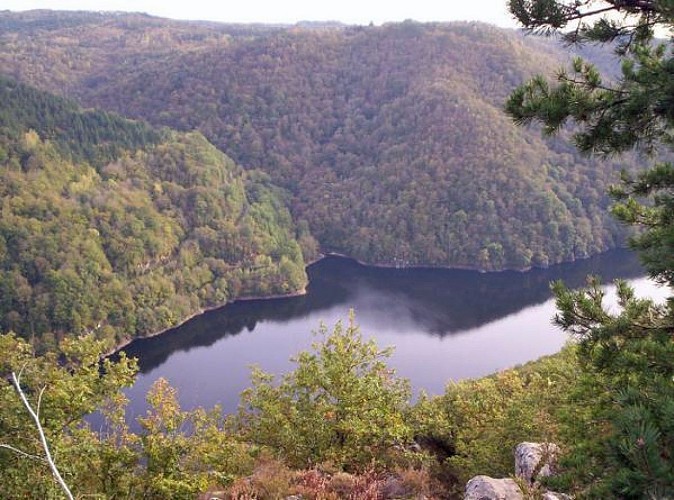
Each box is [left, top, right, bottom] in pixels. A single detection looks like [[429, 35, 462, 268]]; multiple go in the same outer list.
[[0, 76, 313, 349], [1, 3, 673, 498], [0, 11, 645, 269]]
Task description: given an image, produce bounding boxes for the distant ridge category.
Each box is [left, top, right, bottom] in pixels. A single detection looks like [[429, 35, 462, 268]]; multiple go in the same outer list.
[[0, 11, 638, 270]]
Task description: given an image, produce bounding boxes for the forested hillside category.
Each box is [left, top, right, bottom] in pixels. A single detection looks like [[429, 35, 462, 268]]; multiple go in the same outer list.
[[0, 12, 640, 269], [0, 76, 311, 349]]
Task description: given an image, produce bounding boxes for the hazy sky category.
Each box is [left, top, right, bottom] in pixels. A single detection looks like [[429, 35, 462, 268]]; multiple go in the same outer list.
[[2, 0, 519, 28]]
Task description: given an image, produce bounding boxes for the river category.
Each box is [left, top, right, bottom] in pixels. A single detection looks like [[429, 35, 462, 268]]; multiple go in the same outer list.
[[116, 249, 668, 421]]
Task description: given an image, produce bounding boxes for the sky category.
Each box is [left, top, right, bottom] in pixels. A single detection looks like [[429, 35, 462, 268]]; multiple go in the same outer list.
[[2, 0, 519, 28]]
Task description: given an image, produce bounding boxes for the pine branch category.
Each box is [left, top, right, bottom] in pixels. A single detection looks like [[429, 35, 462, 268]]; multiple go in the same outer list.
[[558, 74, 629, 95], [566, 5, 624, 23]]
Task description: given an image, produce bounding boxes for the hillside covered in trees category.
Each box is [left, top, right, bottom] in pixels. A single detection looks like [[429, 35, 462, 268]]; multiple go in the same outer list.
[[2, 2, 674, 497], [0, 76, 312, 349], [0, 11, 643, 270]]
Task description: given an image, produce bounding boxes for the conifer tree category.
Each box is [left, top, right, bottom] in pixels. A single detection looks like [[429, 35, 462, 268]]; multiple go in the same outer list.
[[506, 1, 674, 496]]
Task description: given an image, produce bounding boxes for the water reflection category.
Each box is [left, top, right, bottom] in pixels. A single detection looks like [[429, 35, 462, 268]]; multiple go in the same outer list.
[[122, 249, 645, 375], [108, 249, 674, 423]]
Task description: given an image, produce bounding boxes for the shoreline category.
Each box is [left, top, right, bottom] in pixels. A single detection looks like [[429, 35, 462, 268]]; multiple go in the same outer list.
[[111, 253, 330, 355], [321, 246, 624, 274], [109, 287, 308, 356], [111, 246, 627, 355]]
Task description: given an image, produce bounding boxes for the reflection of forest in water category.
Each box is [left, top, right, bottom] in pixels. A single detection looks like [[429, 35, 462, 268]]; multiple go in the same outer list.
[[121, 249, 644, 374]]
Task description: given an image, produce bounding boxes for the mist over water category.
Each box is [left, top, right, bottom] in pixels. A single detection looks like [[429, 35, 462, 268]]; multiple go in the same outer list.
[[117, 250, 668, 422]]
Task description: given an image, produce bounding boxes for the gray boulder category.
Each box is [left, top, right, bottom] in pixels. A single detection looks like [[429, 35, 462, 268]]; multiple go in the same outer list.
[[515, 442, 559, 484], [464, 443, 571, 500], [464, 475, 523, 500]]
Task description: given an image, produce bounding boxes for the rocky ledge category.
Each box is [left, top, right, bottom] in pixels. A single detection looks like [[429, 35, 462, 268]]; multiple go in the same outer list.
[[465, 442, 571, 500]]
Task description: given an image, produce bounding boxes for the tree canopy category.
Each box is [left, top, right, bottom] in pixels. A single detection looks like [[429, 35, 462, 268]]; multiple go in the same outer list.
[[0, 13, 653, 270], [0, 77, 312, 349]]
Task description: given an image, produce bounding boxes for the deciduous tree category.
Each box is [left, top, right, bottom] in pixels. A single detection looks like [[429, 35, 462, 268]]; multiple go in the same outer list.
[[234, 313, 413, 470]]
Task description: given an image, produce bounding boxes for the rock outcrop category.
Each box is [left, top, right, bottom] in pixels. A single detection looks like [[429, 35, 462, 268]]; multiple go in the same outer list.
[[464, 442, 570, 500], [465, 476, 523, 500], [515, 442, 559, 484]]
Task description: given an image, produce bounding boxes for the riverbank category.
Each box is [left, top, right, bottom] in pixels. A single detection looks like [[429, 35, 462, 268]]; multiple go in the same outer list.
[[110, 246, 634, 357], [321, 245, 625, 274], [110, 251, 327, 356], [108, 287, 308, 357]]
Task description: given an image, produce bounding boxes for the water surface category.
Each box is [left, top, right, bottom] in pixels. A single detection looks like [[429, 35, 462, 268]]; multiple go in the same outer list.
[[119, 250, 667, 420]]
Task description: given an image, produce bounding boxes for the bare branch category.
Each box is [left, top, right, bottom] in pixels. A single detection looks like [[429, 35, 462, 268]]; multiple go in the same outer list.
[[36, 386, 46, 420], [0, 443, 47, 462], [16, 362, 28, 386], [10, 372, 74, 500]]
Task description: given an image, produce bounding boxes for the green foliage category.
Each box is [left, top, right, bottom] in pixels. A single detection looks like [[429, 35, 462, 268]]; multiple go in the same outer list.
[[0, 13, 646, 270], [508, 0, 674, 496], [0, 332, 254, 499], [234, 314, 413, 470], [0, 75, 163, 166], [0, 321, 424, 497], [550, 279, 674, 497], [0, 332, 137, 498], [611, 163, 674, 287], [508, 0, 672, 52], [506, 43, 674, 155], [410, 346, 582, 496], [136, 378, 253, 499], [0, 79, 309, 348]]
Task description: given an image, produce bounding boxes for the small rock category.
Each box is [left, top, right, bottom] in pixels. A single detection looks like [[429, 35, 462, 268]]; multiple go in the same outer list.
[[464, 475, 523, 500], [542, 493, 572, 500], [515, 442, 559, 483]]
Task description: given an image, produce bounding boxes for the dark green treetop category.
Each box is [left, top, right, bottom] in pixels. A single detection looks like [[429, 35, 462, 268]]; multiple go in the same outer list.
[[507, 0, 674, 155], [507, 1, 674, 497], [507, 0, 674, 286]]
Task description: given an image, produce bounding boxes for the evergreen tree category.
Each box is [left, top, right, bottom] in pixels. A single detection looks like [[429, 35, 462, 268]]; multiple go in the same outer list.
[[507, 1, 674, 496]]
